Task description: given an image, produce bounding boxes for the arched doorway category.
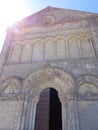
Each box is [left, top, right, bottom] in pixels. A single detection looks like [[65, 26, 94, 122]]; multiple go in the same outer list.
[[34, 88, 62, 130], [20, 67, 79, 130]]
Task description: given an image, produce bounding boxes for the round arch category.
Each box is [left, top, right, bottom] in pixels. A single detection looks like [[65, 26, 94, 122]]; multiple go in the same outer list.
[[0, 77, 22, 93], [54, 35, 65, 41], [76, 75, 98, 88], [21, 68, 80, 130], [23, 67, 75, 97]]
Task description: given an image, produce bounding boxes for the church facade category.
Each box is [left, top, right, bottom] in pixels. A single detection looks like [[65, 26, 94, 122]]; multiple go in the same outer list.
[[0, 6, 98, 130]]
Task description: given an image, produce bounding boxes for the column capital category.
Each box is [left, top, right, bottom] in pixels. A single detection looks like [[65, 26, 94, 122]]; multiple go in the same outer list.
[[58, 93, 77, 105], [32, 96, 39, 103], [58, 94, 68, 105], [66, 93, 77, 101]]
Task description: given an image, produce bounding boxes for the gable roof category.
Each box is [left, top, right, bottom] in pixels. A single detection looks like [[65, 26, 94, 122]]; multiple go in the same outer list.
[[15, 6, 98, 27]]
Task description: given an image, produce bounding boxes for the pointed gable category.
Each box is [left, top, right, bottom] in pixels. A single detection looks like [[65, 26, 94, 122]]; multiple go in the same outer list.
[[16, 6, 98, 28]]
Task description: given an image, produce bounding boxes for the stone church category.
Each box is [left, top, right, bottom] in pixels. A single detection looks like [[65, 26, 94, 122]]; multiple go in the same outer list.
[[0, 6, 98, 130]]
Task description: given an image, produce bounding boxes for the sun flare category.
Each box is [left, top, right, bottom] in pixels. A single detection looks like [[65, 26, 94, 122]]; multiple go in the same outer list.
[[0, 0, 27, 28], [0, 0, 28, 52]]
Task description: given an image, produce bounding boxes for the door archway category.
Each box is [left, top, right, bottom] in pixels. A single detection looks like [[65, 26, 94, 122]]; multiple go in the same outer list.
[[19, 67, 79, 130], [34, 88, 62, 130]]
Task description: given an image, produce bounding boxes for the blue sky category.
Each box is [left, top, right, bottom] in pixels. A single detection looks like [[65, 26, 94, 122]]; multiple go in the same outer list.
[[25, 0, 98, 14], [0, 0, 98, 52]]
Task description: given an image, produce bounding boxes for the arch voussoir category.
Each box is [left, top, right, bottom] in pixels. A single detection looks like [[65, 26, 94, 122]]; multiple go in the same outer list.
[[23, 67, 75, 96]]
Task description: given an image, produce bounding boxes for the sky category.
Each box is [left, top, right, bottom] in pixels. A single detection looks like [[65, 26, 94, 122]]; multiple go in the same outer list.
[[0, 0, 98, 53]]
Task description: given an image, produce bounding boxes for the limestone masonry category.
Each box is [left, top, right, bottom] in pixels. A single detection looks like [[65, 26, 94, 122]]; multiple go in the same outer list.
[[0, 6, 98, 130]]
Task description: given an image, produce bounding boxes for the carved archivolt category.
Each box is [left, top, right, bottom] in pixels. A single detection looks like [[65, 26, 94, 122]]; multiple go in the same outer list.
[[0, 77, 22, 94], [76, 75, 98, 96], [23, 67, 75, 96], [76, 75, 98, 87], [78, 83, 98, 95]]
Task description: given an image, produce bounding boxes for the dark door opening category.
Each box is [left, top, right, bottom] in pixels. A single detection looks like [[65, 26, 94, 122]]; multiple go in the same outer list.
[[34, 88, 62, 130], [49, 88, 62, 130]]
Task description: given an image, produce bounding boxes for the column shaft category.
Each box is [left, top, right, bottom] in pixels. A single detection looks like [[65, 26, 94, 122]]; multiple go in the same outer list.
[[62, 104, 68, 130], [19, 96, 29, 130], [24, 99, 32, 130], [31, 102, 37, 130], [29, 97, 39, 130], [16, 99, 24, 130], [67, 96, 79, 130]]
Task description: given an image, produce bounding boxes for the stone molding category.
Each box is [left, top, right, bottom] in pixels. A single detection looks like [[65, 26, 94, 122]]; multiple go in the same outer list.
[[1, 73, 98, 102], [76, 75, 98, 87], [76, 75, 98, 100], [13, 19, 89, 37], [0, 77, 22, 90], [0, 77, 22, 100], [12, 30, 92, 52], [23, 67, 75, 95]]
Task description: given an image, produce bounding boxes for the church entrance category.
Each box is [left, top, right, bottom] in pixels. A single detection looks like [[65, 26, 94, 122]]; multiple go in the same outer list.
[[34, 88, 62, 130]]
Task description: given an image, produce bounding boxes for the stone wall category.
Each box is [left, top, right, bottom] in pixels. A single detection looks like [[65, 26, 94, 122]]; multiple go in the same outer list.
[[0, 7, 98, 130]]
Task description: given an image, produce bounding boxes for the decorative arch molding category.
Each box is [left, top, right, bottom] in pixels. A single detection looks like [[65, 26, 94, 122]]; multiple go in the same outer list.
[[79, 33, 90, 40], [19, 68, 80, 130], [21, 40, 32, 45], [12, 41, 22, 46], [23, 67, 75, 95], [8, 32, 96, 64], [44, 37, 53, 42], [32, 38, 43, 44], [76, 75, 98, 88], [78, 83, 98, 95], [67, 34, 78, 41], [54, 35, 65, 41], [76, 75, 98, 99], [0, 77, 22, 94]]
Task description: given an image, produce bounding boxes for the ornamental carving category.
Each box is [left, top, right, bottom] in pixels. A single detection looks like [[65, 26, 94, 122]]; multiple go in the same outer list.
[[76, 75, 98, 87], [76, 76, 98, 99], [8, 32, 95, 64], [23, 67, 75, 95], [78, 83, 98, 95], [0, 77, 22, 96], [43, 15, 55, 25]]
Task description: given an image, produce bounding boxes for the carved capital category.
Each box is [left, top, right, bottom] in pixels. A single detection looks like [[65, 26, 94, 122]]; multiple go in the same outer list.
[[58, 94, 68, 105], [66, 93, 77, 101], [33, 96, 39, 103]]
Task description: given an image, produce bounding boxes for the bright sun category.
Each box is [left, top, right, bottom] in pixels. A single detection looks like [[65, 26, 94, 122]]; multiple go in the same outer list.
[[0, 0, 27, 28], [0, 0, 28, 52]]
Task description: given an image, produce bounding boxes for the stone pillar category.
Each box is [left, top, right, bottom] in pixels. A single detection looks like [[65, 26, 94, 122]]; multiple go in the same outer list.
[[59, 94, 68, 130], [18, 95, 29, 130], [88, 16, 98, 56], [74, 95, 80, 130], [24, 96, 33, 130], [29, 96, 39, 130], [16, 96, 24, 130], [67, 94, 79, 130]]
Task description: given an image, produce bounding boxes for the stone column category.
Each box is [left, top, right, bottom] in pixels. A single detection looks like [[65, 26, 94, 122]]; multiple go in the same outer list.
[[18, 95, 29, 130], [16, 96, 24, 130], [59, 94, 68, 130], [29, 96, 39, 130], [67, 94, 79, 130], [24, 96, 33, 130], [74, 95, 80, 130]]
